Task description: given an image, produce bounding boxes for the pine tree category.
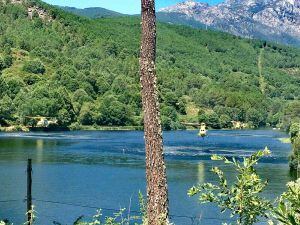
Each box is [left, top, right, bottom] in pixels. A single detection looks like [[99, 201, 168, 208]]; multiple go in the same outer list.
[[140, 0, 169, 224]]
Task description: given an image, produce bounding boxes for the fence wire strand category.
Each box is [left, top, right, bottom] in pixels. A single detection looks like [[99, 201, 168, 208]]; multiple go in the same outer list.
[[32, 198, 234, 222], [0, 198, 235, 224]]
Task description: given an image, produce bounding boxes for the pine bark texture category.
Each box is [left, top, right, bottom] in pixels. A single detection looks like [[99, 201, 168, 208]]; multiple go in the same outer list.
[[140, 0, 169, 225]]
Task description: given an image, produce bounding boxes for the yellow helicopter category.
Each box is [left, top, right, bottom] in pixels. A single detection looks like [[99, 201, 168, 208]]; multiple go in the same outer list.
[[198, 123, 207, 138]]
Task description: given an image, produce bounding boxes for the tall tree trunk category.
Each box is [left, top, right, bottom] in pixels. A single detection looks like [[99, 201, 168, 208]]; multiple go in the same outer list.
[[140, 0, 169, 225]]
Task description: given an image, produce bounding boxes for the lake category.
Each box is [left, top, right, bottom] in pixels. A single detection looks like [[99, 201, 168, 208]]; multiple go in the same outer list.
[[0, 130, 293, 225]]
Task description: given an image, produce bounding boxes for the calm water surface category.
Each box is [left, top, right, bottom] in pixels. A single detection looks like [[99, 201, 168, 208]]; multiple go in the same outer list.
[[0, 130, 292, 225]]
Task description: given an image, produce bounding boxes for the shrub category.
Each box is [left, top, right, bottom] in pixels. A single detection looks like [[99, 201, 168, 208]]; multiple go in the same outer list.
[[188, 149, 272, 225], [269, 179, 300, 225], [0, 220, 12, 225], [69, 122, 82, 131], [98, 96, 134, 126], [290, 123, 300, 142], [198, 111, 221, 129], [79, 103, 96, 125], [289, 123, 300, 171], [289, 136, 300, 172], [57, 108, 72, 127], [23, 60, 45, 74], [69, 209, 128, 225]]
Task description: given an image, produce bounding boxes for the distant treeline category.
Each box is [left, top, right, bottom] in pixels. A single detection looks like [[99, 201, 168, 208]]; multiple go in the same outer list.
[[0, 0, 299, 130]]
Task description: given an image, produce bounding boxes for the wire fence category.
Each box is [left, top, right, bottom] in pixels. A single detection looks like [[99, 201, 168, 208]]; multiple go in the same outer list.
[[0, 197, 235, 225], [0, 157, 244, 225], [0, 200, 21, 203]]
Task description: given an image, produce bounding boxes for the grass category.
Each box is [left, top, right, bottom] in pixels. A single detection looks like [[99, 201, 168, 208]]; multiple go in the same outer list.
[[278, 137, 291, 144]]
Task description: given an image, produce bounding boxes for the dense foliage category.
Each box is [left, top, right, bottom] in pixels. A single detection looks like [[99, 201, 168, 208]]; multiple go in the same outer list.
[[270, 179, 300, 225], [189, 150, 300, 225], [289, 123, 300, 172], [0, 0, 299, 130], [188, 149, 272, 225]]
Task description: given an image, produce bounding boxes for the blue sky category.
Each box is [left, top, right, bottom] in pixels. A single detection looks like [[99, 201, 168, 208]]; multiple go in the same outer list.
[[43, 0, 224, 14]]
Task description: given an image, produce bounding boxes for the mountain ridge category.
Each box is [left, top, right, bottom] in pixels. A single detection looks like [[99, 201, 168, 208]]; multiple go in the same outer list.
[[48, 0, 300, 47], [59, 6, 124, 18], [160, 0, 300, 46]]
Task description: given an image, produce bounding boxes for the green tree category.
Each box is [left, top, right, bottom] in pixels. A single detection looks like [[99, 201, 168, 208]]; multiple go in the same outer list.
[[161, 116, 172, 131], [198, 110, 221, 129], [0, 55, 12, 70], [73, 89, 92, 105], [0, 58, 4, 70], [289, 123, 300, 172], [164, 92, 178, 107], [96, 77, 110, 95], [0, 95, 14, 121], [57, 108, 72, 127], [23, 60, 45, 74], [78, 103, 95, 125], [98, 96, 133, 126], [246, 108, 266, 128], [207, 112, 221, 129], [0, 76, 8, 98], [219, 114, 232, 128], [3, 54, 13, 68]]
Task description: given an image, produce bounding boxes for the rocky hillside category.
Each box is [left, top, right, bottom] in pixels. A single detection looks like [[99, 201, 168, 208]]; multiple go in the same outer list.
[[1, 0, 53, 21], [160, 0, 300, 46]]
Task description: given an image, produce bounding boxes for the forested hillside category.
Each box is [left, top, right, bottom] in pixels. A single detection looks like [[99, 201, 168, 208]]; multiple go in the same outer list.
[[60, 6, 124, 18], [0, 0, 299, 130]]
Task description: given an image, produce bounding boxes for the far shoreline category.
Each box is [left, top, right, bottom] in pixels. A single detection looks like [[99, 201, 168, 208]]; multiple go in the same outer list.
[[0, 125, 286, 133], [0, 125, 144, 132]]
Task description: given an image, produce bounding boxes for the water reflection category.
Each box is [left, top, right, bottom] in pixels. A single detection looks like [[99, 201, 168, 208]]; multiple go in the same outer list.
[[197, 162, 205, 184], [36, 139, 44, 163]]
